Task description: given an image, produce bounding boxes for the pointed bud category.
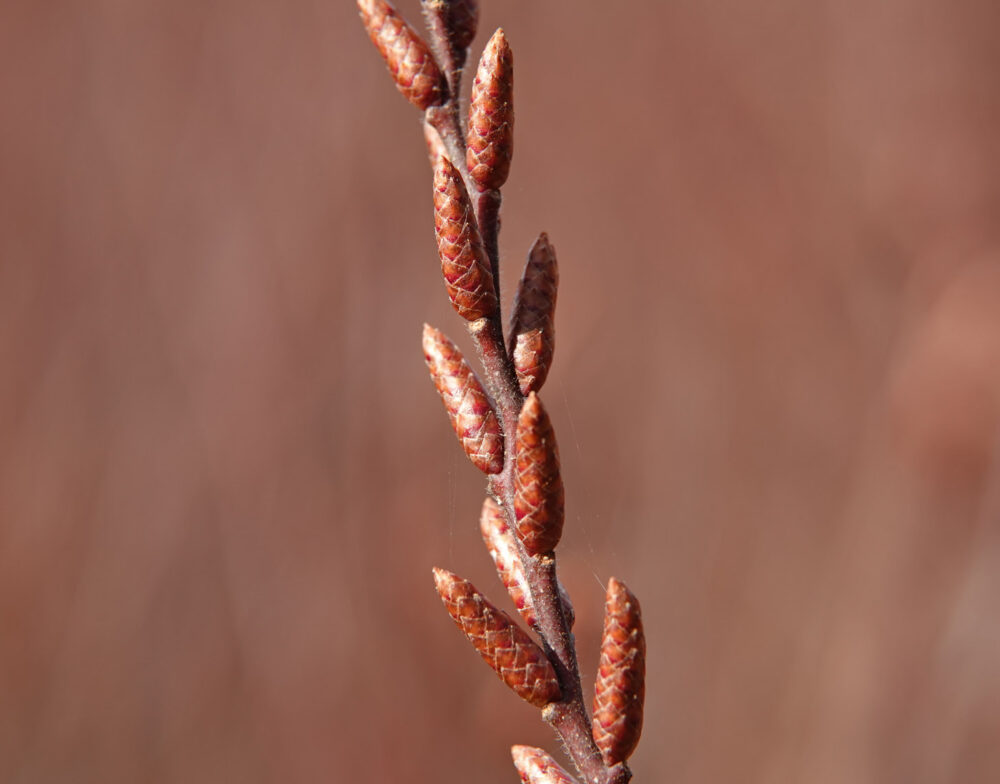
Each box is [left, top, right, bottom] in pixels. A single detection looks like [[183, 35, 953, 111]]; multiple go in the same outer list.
[[421, 0, 479, 54], [432, 568, 562, 707], [467, 29, 514, 191], [511, 745, 580, 784], [513, 393, 564, 555], [423, 325, 503, 474], [509, 233, 559, 395], [592, 578, 645, 765], [480, 497, 574, 629], [357, 0, 446, 110], [433, 157, 498, 320]]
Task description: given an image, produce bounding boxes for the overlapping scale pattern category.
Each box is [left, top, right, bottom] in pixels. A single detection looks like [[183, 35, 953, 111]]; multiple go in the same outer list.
[[432, 158, 498, 320], [423, 325, 503, 474], [513, 393, 564, 555], [509, 233, 558, 395], [481, 497, 574, 629], [433, 568, 561, 707], [592, 578, 645, 765], [467, 29, 514, 190], [357, 0, 446, 110]]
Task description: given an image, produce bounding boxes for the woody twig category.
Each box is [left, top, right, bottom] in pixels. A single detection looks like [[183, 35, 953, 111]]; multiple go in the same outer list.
[[357, 3, 646, 782]]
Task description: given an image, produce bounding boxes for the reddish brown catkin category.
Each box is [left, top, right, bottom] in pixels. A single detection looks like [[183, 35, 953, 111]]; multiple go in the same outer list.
[[480, 497, 574, 629], [467, 29, 514, 191], [509, 233, 559, 395], [432, 156, 499, 321], [512, 745, 581, 784], [357, 0, 445, 110], [358, 5, 642, 782], [423, 325, 504, 474], [513, 393, 565, 555], [432, 568, 562, 708], [592, 579, 646, 766]]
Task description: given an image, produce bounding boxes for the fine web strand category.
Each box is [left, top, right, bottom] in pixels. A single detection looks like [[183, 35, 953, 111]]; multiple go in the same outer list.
[[447, 449, 458, 563], [557, 376, 603, 587]]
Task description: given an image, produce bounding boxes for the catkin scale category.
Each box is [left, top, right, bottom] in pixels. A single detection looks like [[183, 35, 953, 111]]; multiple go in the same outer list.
[[433, 568, 561, 708], [423, 325, 503, 474], [513, 393, 564, 555], [592, 578, 645, 765], [467, 29, 514, 190], [432, 157, 499, 320], [509, 233, 559, 394], [357, 0, 446, 110]]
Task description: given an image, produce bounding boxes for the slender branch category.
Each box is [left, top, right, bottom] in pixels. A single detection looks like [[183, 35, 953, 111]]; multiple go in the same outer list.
[[358, 5, 641, 782], [473, 188, 503, 298], [428, 41, 630, 784], [425, 105, 466, 170]]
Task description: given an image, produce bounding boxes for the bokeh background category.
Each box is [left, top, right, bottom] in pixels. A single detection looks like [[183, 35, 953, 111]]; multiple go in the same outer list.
[[2, 0, 999, 782]]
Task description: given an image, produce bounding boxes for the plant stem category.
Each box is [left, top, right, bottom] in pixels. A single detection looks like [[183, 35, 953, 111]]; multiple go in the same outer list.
[[426, 58, 631, 784], [419, 3, 464, 99]]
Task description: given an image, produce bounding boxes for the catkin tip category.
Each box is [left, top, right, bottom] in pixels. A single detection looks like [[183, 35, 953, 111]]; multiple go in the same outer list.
[[431, 566, 452, 590]]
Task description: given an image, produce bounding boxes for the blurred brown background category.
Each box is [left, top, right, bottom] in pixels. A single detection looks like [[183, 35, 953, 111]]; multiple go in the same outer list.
[[1, 0, 999, 782]]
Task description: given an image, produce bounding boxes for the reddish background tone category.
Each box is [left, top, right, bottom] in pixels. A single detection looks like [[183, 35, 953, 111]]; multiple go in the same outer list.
[[2, 1, 999, 782]]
